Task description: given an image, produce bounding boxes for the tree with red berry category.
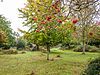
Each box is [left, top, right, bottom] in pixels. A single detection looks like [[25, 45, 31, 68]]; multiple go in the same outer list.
[[19, 0, 76, 60], [63, 0, 100, 54]]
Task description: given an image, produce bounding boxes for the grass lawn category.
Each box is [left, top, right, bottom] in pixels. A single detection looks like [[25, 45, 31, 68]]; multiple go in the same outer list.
[[0, 48, 99, 75]]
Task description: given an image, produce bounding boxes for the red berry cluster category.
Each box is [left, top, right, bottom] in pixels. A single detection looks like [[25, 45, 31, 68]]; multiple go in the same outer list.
[[41, 21, 46, 24], [52, 0, 61, 13], [33, 0, 78, 33], [72, 19, 78, 24], [46, 16, 52, 21], [57, 19, 62, 23], [32, 17, 37, 21]]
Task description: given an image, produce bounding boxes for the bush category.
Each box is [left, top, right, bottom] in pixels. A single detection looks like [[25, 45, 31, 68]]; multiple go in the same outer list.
[[2, 49, 18, 54], [89, 46, 99, 52], [73, 45, 87, 52], [17, 39, 26, 50], [73, 45, 99, 52], [25, 46, 31, 51], [40, 46, 47, 53], [88, 39, 100, 48], [0, 48, 2, 51], [83, 57, 100, 75], [61, 43, 76, 50], [21, 51, 26, 54], [2, 44, 10, 50]]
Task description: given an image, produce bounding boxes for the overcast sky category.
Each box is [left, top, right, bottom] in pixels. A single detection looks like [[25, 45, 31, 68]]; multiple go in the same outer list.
[[0, 0, 28, 33]]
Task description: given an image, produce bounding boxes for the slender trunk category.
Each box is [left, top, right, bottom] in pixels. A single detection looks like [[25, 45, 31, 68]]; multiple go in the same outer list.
[[82, 27, 85, 54], [46, 43, 50, 60], [36, 44, 39, 51], [68, 43, 70, 49], [82, 41, 85, 54], [85, 26, 89, 52]]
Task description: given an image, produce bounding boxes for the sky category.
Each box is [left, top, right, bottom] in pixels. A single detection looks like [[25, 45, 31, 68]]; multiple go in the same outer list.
[[0, 0, 28, 33]]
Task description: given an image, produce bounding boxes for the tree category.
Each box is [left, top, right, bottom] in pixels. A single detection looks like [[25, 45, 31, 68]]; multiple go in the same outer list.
[[0, 15, 15, 47], [0, 30, 6, 47], [62, 0, 100, 54], [19, 0, 77, 60], [87, 24, 100, 47]]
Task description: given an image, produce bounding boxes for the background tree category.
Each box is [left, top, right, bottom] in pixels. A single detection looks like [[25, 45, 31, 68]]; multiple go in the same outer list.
[[62, 0, 100, 54], [0, 15, 15, 48], [0, 30, 6, 47], [87, 24, 100, 47]]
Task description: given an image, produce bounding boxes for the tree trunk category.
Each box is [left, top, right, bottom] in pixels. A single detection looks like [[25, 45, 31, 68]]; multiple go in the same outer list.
[[85, 26, 89, 52], [82, 27, 85, 54], [46, 43, 50, 60], [36, 44, 39, 51], [82, 41, 85, 54], [68, 43, 70, 49]]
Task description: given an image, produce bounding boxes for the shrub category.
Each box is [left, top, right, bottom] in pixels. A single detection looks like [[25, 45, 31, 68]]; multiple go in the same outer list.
[[2, 49, 18, 54], [39, 46, 47, 53], [21, 51, 26, 54], [2, 44, 10, 50], [25, 46, 31, 51], [83, 57, 100, 75], [88, 39, 100, 48], [73, 45, 88, 52], [89, 46, 99, 52], [0, 48, 2, 51], [17, 39, 26, 50], [61, 43, 76, 50], [73, 45, 99, 52]]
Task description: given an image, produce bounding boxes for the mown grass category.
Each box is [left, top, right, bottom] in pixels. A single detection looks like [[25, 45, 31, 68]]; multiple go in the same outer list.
[[0, 49, 99, 75]]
